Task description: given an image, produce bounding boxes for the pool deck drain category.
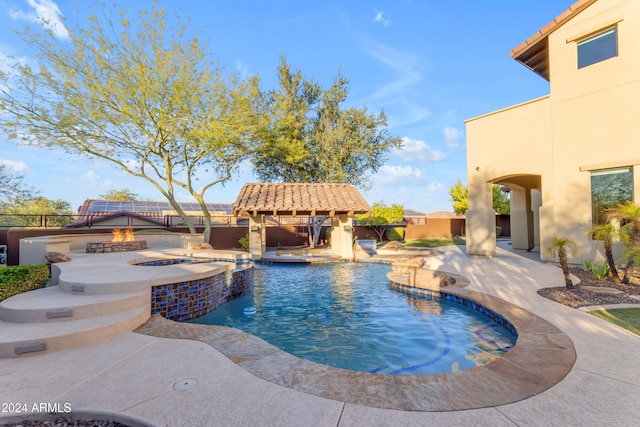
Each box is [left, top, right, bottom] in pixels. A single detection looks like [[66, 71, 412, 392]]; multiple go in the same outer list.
[[135, 279, 576, 412]]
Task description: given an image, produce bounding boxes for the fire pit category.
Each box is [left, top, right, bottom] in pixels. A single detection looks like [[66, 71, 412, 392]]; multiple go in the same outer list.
[[86, 229, 148, 253]]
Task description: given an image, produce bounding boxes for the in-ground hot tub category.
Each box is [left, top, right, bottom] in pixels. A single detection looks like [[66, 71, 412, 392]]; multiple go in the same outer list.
[[132, 256, 254, 321]]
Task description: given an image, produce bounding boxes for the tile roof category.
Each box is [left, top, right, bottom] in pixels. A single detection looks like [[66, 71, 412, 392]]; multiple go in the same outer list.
[[509, 0, 597, 80], [232, 183, 370, 217]]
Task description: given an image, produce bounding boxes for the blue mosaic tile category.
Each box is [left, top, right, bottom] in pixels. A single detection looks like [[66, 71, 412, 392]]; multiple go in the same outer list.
[[151, 264, 254, 321], [388, 277, 518, 339]]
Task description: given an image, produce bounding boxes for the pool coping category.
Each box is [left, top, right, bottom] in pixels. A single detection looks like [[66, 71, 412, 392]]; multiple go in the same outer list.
[[135, 274, 576, 411]]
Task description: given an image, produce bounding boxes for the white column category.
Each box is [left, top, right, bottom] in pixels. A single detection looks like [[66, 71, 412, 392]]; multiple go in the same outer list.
[[331, 215, 354, 259]]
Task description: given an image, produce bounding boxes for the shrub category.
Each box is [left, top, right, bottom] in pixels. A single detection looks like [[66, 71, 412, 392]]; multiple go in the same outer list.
[[581, 258, 611, 281], [589, 261, 611, 281], [496, 226, 502, 237], [581, 259, 593, 272], [238, 234, 250, 252], [385, 227, 404, 241], [0, 264, 50, 302]]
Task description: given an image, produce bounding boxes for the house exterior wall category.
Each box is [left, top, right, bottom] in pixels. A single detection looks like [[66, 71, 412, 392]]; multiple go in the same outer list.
[[466, 96, 552, 256], [466, 0, 640, 261]]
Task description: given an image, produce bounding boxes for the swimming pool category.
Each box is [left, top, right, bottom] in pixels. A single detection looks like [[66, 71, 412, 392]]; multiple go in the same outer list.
[[188, 262, 516, 375]]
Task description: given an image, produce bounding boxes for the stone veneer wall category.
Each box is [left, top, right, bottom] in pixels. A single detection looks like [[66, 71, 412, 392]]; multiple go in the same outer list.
[[151, 266, 253, 321]]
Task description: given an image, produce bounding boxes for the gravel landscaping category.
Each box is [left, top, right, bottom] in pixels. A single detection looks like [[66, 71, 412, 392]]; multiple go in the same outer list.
[[537, 267, 640, 308]]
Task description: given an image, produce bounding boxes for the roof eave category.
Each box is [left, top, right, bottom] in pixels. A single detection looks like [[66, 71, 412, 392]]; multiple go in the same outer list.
[[509, 0, 597, 81]]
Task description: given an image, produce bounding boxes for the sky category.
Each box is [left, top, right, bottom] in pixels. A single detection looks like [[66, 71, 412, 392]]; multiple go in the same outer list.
[[0, 0, 571, 214]]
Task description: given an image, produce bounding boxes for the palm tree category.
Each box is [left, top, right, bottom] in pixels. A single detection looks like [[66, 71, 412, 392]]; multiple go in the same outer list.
[[588, 223, 621, 284], [544, 237, 578, 289], [606, 201, 640, 284], [621, 247, 640, 275]]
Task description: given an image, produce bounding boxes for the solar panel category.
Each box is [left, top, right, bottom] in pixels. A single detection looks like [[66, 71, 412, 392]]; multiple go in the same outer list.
[[90, 202, 108, 212], [88, 199, 233, 215]]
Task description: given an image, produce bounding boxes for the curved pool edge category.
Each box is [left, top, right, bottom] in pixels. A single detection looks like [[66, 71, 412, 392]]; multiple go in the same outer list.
[[134, 282, 576, 412]]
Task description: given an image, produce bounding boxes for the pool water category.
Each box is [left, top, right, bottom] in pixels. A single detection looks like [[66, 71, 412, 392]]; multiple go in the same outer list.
[[188, 262, 516, 375]]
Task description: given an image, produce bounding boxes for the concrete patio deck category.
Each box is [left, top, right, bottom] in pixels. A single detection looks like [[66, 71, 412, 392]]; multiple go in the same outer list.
[[1, 244, 639, 426]]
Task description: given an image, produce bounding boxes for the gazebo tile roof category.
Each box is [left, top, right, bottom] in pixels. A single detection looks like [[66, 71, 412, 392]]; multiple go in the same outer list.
[[232, 183, 370, 216]]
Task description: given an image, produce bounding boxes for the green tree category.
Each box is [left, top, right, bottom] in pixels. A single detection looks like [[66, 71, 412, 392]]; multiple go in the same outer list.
[[252, 58, 401, 246], [253, 57, 401, 185], [543, 237, 578, 289], [0, 196, 73, 228], [492, 185, 511, 215], [0, 164, 33, 200], [448, 181, 510, 215], [99, 189, 139, 201], [0, 2, 259, 242], [449, 180, 468, 214], [356, 202, 404, 242]]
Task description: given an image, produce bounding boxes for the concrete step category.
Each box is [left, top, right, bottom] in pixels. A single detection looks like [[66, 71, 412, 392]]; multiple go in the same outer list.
[[56, 262, 231, 295], [0, 306, 150, 358], [0, 286, 149, 323]]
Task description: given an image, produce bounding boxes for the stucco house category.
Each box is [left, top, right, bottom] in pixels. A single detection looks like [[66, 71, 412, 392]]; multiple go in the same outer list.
[[465, 0, 639, 262]]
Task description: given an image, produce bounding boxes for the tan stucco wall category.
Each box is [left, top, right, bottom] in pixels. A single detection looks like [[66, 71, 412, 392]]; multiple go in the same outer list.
[[465, 0, 640, 261], [466, 96, 552, 256]]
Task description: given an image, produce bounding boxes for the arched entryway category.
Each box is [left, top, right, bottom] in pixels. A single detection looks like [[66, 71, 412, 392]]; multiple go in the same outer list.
[[466, 173, 542, 257], [493, 174, 542, 252]]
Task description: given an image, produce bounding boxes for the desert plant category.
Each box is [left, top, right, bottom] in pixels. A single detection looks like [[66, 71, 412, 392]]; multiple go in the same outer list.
[[588, 223, 621, 284], [544, 237, 578, 289], [238, 234, 250, 252], [581, 258, 593, 273], [620, 247, 640, 278], [606, 201, 640, 284], [590, 261, 611, 281]]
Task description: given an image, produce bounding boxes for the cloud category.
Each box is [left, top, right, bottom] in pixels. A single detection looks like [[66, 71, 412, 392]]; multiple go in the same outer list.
[[9, 0, 68, 39], [0, 159, 28, 172], [394, 136, 445, 163], [373, 10, 390, 26], [353, 40, 430, 126], [235, 60, 250, 79], [366, 43, 422, 99], [375, 165, 425, 183], [443, 127, 463, 148], [0, 47, 29, 93], [79, 170, 112, 188], [428, 182, 445, 192], [120, 159, 141, 173]]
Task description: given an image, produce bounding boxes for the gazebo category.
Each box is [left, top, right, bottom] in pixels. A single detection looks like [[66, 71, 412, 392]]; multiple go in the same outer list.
[[232, 183, 370, 259]]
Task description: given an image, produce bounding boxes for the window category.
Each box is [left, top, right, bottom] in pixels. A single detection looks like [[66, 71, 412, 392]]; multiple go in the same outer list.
[[578, 27, 617, 69], [591, 167, 633, 224]]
